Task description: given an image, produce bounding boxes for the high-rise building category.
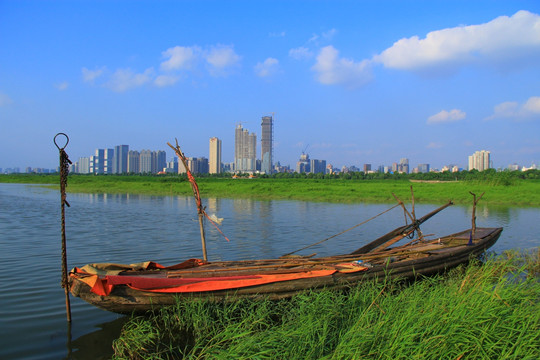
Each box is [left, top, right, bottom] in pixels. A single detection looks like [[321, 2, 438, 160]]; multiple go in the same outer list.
[[188, 157, 209, 174], [363, 164, 372, 173], [417, 163, 430, 173], [104, 149, 114, 174], [140, 150, 152, 173], [310, 159, 326, 174], [114, 145, 129, 174], [166, 157, 178, 173], [296, 152, 310, 173], [93, 149, 105, 174], [209, 137, 222, 174], [155, 150, 167, 173], [468, 150, 491, 171], [399, 158, 409, 174], [261, 115, 273, 174], [127, 150, 140, 173], [77, 157, 90, 174], [234, 124, 256, 173]]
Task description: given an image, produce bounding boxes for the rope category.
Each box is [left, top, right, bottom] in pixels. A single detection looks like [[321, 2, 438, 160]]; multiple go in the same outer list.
[[54, 132, 72, 322], [282, 203, 401, 257], [59, 147, 71, 288]]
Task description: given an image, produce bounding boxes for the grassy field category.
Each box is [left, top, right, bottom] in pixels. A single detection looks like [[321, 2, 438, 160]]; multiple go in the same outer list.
[[1, 174, 540, 205], [112, 251, 539, 359]]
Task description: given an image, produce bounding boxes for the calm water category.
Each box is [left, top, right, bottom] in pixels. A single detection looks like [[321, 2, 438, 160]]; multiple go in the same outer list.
[[0, 183, 538, 359]]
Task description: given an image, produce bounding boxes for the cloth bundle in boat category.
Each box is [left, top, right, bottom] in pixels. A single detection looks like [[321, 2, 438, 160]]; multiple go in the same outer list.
[[70, 260, 368, 296]]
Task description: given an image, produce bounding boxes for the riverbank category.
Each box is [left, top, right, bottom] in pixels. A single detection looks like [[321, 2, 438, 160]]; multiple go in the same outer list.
[[2, 174, 540, 205], [112, 251, 539, 359]]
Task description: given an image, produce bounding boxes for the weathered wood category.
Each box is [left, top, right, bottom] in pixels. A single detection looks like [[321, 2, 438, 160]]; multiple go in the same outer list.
[[351, 201, 453, 254], [69, 227, 503, 314], [469, 191, 485, 236]]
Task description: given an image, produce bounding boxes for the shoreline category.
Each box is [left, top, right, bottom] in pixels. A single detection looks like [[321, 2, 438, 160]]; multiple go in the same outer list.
[[1, 174, 539, 206]]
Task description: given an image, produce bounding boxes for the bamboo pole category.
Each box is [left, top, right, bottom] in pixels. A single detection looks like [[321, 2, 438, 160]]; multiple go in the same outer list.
[[168, 140, 208, 261], [198, 213, 207, 261]]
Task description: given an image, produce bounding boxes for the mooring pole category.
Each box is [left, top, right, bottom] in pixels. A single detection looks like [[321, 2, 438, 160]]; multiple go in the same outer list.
[[168, 140, 208, 261], [54, 133, 72, 322], [198, 212, 208, 261], [469, 191, 485, 245]]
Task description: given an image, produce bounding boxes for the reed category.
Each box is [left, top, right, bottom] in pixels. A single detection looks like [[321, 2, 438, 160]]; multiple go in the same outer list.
[[112, 251, 539, 359]]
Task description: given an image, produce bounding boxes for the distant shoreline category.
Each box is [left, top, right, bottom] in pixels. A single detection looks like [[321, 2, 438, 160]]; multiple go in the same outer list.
[[2, 174, 539, 206], [409, 179, 459, 183]]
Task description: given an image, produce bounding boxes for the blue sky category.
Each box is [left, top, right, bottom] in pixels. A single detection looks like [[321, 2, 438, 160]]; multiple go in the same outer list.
[[1, 0, 540, 171]]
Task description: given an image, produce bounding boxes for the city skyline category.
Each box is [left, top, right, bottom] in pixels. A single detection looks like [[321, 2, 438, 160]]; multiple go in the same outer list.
[[1, 1, 539, 170], [18, 130, 527, 175], [2, 129, 539, 174]]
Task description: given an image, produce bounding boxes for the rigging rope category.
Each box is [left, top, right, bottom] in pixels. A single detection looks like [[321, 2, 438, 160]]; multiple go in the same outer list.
[[282, 203, 401, 257]]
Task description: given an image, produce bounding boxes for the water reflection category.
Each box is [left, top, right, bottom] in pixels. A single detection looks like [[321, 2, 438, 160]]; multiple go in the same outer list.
[[68, 317, 128, 360], [1, 183, 538, 360]]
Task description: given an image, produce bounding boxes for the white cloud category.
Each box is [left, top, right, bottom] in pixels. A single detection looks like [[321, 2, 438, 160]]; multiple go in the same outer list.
[[204, 45, 241, 76], [106, 68, 154, 92], [373, 10, 540, 71], [154, 75, 180, 87], [255, 58, 280, 77], [289, 46, 313, 60], [55, 81, 69, 91], [82, 67, 105, 83], [307, 28, 338, 45], [427, 109, 466, 124], [83, 44, 242, 91], [322, 28, 338, 40], [523, 96, 540, 114], [427, 142, 443, 149], [308, 34, 319, 43], [160, 46, 200, 71], [312, 46, 372, 89], [269, 31, 286, 38], [0, 92, 13, 106], [486, 96, 540, 120]]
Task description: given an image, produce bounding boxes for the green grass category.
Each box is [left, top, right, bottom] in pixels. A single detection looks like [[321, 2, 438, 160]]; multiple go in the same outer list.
[[112, 251, 539, 359], [2, 174, 540, 205]]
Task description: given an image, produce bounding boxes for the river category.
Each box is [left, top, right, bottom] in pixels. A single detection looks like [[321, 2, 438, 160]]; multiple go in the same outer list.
[[0, 183, 538, 359]]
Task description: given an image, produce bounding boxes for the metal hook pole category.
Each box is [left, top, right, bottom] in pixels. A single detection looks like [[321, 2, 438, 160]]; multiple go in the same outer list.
[[55, 133, 72, 322]]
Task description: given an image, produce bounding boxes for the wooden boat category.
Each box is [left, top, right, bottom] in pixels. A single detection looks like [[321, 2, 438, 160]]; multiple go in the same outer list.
[[68, 142, 503, 314], [69, 211, 502, 314]]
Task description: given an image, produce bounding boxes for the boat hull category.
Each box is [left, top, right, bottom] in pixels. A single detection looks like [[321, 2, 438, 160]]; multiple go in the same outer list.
[[69, 227, 502, 314]]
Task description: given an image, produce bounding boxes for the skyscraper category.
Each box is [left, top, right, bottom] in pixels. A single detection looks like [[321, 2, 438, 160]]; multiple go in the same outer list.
[[296, 152, 310, 173], [114, 145, 129, 174], [127, 150, 140, 173], [209, 137, 222, 174], [155, 150, 167, 173], [139, 149, 152, 173], [93, 149, 105, 174], [261, 115, 273, 174], [468, 150, 491, 171], [104, 149, 114, 174], [235, 124, 256, 173], [188, 157, 209, 174], [399, 158, 409, 174], [310, 159, 326, 174]]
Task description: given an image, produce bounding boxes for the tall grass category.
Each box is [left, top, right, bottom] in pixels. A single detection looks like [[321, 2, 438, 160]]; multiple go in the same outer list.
[[2, 174, 540, 205], [112, 251, 539, 359]]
